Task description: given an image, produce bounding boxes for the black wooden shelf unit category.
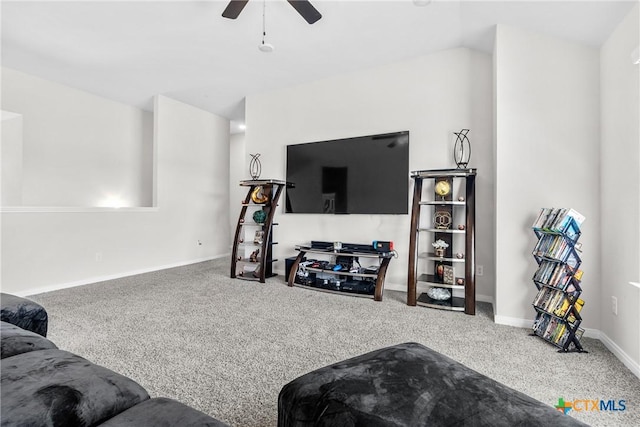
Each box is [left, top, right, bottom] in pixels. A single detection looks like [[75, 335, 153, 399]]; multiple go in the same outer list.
[[231, 179, 292, 283], [407, 168, 476, 315]]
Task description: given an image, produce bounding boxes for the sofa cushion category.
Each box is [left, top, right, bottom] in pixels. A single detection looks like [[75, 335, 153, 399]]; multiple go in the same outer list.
[[278, 342, 588, 427], [1, 349, 149, 427], [1, 320, 58, 359], [99, 397, 230, 427], [1, 293, 49, 337]]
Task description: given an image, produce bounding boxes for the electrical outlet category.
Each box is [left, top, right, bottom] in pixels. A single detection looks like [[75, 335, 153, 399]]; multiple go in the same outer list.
[[197, 240, 202, 246], [95, 252, 102, 262], [476, 265, 484, 276], [611, 296, 618, 315]]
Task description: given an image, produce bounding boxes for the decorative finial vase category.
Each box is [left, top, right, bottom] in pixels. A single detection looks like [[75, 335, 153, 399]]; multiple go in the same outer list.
[[249, 153, 262, 180], [453, 129, 471, 169]]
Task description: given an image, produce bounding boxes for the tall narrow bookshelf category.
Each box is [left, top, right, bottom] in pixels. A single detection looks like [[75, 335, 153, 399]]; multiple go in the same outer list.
[[531, 208, 587, 353], [407, 169, 476, 314], [231, 179, 291, 283]]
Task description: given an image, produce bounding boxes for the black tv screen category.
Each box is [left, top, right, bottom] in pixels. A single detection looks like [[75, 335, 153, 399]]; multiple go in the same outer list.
[[285, 131, 409, 214]]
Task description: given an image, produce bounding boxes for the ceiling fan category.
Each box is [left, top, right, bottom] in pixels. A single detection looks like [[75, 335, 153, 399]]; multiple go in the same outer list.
[[222, 0, 322, 25]]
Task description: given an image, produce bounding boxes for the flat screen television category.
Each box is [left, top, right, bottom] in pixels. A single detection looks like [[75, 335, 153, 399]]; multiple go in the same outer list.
[[285, 131, 409, 214]]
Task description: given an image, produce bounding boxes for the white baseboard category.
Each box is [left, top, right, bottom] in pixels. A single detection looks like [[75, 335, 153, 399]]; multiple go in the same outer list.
[[494, 315, 533, 329], [383, 281, 406, 292], [599, 332, 640, 379], [20, 254, 230, 298], [476, 294, 494, 305]]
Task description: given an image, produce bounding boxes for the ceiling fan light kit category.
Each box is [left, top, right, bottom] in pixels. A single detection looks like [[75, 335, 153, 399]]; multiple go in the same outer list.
[[259, 42, 274, 53]]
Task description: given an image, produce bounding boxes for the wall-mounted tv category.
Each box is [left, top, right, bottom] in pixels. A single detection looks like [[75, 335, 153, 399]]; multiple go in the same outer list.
[[285, 131, 409, 214]]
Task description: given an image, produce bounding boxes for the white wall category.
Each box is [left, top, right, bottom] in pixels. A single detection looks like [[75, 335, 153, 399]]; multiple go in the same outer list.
[[1, 95, 230, 296], [494, 26, 601, 330], [600, 3, 640, 369], [229, 132, 247, 241], [469, 50, 496, 303], [1, 67, 153, 207], [1, 111, 23, 205], [244, 47, 495, 299]]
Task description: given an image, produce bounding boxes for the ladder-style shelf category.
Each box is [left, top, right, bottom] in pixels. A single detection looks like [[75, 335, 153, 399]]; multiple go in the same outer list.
[[530, 207, 587, 353], [231, 179, 292, 283]]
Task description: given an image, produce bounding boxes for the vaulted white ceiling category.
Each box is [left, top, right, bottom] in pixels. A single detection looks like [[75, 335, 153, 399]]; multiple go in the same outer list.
[[2, 1, 636, 124]]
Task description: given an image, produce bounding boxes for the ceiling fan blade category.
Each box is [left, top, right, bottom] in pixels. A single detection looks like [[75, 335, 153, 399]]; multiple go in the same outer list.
[[287, 0, 322, 24], [222, 0, 250, 19]]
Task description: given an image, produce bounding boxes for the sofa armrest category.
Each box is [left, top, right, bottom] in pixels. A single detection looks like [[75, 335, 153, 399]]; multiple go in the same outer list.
[[1, 293, 49, 337]]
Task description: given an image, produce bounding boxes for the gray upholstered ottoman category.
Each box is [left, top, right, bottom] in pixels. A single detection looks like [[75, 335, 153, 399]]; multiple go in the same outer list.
[[1, 293, 49, 336], [99, 397, 230, 426], [278, 342, 587, 427], [0, 320, 58, 359]]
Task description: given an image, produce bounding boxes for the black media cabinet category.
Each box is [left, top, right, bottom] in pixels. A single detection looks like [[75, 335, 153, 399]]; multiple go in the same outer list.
[[286, 242, 393, 301]]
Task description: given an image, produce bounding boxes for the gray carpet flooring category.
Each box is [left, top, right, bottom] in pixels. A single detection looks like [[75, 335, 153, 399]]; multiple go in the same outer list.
[[29, 257, 639, 427]]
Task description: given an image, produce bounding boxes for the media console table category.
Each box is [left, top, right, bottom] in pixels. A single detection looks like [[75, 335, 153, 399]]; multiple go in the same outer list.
[[287, 243, 393, 301]]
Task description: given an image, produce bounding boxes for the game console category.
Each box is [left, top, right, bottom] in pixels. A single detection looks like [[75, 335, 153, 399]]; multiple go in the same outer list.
[[340, 280, 375, 295]]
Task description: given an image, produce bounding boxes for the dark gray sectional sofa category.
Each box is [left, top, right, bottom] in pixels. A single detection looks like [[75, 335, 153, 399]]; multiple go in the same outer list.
[[0, 293, 228, 427]]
